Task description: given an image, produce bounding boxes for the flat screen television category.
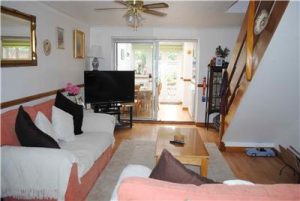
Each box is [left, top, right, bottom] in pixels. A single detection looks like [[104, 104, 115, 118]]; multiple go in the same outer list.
[[84, 71, 135, 104]]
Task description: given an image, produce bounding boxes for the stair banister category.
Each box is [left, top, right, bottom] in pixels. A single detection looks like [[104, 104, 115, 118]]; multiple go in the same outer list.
[[218, 0, 289, 151]]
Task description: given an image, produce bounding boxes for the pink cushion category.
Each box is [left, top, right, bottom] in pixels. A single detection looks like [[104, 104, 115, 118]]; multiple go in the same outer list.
[[118, 177, 300, 201]]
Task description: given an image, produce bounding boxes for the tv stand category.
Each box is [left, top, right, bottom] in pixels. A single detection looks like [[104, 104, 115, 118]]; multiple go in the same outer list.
[[93, 103, 133, 128]]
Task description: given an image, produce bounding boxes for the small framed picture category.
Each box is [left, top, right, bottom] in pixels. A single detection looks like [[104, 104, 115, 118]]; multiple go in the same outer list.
[[73, 29, 85, 58], [216, 57, 223, 67], [57, 27, 64, 49]]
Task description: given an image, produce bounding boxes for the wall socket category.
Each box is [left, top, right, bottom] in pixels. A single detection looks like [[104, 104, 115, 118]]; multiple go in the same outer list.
[[86, 103, 91, 109]]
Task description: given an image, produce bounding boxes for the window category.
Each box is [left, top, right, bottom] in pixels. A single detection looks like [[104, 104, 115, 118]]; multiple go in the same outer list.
[[1, 36, 31, 60]]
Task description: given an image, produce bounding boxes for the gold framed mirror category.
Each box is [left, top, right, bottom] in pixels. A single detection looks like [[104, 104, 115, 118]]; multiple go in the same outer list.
[[1, 6, 37, 67]]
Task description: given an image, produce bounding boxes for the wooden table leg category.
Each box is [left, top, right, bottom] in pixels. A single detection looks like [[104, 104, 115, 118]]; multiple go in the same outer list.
[[200, 158, 208, 177]]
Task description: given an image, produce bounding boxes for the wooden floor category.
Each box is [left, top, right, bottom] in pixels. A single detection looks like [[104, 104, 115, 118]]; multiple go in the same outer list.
[[114, 123, 299, 184], [131, 103, 193, 121], [157, 104, 192, 121]]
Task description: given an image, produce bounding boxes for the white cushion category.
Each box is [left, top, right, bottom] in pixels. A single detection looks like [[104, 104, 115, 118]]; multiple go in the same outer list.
[[110, 164, 152, 201], [52, 106, 75, 142], [223, 179, 255, 185], [34, 111, 58, 143]]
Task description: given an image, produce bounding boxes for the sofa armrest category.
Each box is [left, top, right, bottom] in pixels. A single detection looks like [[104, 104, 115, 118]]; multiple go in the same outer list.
[[118, 177, 300, 201], [82, 110, 116, 134], [1, 146, 77, 200], [111, 165, 152, 201]]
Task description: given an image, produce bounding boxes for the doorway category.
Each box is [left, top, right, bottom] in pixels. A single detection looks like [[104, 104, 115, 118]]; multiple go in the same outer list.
[[114, 39, 197, 122], [157, 41, 197, 122]]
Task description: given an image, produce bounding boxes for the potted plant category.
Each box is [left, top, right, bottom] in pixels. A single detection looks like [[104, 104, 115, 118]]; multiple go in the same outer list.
[[215, 45, 230, 58], [215, 46, 230, 67]]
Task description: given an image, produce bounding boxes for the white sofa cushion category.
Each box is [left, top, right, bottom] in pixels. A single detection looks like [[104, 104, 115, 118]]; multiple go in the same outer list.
[[35, 111, 58, 143], [52, 106, 75, 142], [60, 132, 114, 177]]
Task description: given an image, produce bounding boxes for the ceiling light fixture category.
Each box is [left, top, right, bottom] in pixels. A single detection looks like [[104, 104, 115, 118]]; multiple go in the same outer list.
[[123, 10, 144, 31], [95, 1, 168, 31]]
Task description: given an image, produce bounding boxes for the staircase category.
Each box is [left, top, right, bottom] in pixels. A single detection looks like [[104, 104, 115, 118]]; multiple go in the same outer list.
[[218, 0, 289, 151]]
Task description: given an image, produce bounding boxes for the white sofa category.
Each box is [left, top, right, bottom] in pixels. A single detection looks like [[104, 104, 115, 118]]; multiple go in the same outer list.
[[1, 100, 116, 201]]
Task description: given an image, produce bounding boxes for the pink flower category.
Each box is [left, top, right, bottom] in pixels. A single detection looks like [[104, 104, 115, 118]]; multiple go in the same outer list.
[[65, 82, 80, 95]]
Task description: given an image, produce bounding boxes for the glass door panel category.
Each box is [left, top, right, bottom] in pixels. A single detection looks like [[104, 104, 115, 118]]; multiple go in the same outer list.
[[158, 42, 183, 104], [115, 42, 156, 120]]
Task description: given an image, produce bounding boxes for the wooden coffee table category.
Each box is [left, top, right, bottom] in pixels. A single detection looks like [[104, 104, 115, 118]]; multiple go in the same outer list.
[[155, 127, 209, 176]]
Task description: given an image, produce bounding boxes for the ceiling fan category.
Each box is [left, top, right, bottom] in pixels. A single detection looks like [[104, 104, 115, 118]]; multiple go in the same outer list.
[[95, 0, 169, 30]]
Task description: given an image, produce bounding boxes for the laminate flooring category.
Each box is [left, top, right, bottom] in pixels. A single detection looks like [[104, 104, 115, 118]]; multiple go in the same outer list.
[[157, 104, 192, 121]]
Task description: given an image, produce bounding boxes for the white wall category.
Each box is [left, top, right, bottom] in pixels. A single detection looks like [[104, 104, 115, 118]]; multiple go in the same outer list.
[[1, 2, 90, 105], [224, 2, 300, 151], [90, 26, 239, 122]]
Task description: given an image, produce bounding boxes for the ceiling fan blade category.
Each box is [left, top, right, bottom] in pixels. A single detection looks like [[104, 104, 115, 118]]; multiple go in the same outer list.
[[143, 3, 169, 9], [115, 1, 129, 7], [228, 0, 238, 9], [95, 7, 127, 11], [142, 9, 167, 17]]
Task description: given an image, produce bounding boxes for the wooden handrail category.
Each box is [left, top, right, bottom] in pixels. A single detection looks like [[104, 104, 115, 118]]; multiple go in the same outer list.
[[246, 0, 255, 81], [0, 84, 84, 109]]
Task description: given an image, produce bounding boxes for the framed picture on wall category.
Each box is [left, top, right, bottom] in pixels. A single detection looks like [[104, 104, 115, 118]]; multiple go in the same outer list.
[[73, 29, 85, 58], [57, 27, 64, 49]]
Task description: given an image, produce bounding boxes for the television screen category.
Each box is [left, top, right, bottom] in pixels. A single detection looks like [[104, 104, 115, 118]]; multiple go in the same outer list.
[[84, 71, 135, 104]]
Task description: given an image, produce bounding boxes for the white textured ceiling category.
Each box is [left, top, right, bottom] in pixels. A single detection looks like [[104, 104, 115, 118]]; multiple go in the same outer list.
[[44, 1, 246, 28]]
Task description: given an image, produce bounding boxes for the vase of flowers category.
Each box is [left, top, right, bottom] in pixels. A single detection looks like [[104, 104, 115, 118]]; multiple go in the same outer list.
[[64, 82, 81, 104]]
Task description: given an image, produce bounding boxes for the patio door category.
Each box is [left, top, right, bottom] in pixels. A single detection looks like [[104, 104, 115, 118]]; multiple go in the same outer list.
[[114, 41, 158, 120], [158, 42, 183, 104]]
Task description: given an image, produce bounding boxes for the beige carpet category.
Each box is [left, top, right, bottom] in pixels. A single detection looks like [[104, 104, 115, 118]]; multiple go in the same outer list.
[[87, 140, 236, 201]]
